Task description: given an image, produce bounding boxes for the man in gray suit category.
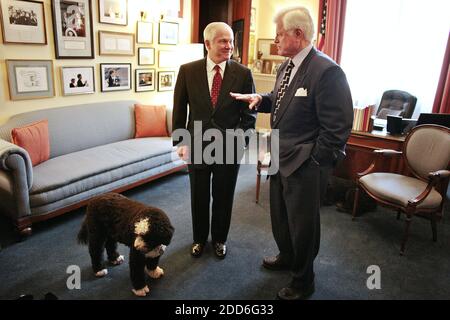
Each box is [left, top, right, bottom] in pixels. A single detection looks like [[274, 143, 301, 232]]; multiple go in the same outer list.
[[173, 22, 255, 259], [231, 6, 353, 300]]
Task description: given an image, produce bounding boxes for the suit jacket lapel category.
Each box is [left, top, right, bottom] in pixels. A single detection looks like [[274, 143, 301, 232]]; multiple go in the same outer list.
[[196, 58, 214, 111], [272, 48, 317, 128], [212, 60, 236, 115]]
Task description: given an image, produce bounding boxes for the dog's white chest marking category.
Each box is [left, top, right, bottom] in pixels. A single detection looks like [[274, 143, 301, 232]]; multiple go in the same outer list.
[[134, 218, 150, 235], [175, 304, 210, 318]]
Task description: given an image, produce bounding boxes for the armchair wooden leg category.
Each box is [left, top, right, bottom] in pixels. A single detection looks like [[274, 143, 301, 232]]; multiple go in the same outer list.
[[352, 185, 361, 220], [431, 213, 437, 242], [400, 214, 413, 255], [256, 161, 261, 203]]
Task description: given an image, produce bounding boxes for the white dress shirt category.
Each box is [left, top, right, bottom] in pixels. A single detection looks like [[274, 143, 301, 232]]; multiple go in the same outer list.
[[206, 57, 227, 94]]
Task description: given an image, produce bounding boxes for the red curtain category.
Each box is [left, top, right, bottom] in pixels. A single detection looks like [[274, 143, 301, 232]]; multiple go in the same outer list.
[[432, 32, 450, 114], [320, 0, 347, 65]]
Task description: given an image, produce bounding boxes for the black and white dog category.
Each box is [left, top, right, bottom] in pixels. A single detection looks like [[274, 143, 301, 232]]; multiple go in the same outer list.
[[78, 193, 174, 297]]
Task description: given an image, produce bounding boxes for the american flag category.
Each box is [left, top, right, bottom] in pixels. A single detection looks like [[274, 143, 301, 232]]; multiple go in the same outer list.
[[317, 0, 328, 50]]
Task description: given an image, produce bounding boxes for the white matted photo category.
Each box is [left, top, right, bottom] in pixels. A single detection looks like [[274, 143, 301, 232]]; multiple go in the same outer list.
[[99, 30, 134, 56], [138, 47, 155, 65], [6, 59, 54, 100], [158, 21, 178, 45], [158, 71, 175, 92], [0, 0, 47, 44], [100, 63, 131, 92], [135, 69, 155, 92], [137, 21, 152, 44], [51, 0, 94, 58], [61, 66, 95, 96], [98, 0, 127, 25]]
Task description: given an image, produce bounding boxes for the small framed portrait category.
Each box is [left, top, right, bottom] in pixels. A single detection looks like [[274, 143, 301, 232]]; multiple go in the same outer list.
[[0, 0, 47, 44], [51, 0, 94, 59], [100, 63, 131, 92], [138, 47, 155, 65], [135, 69, 155, 92], [137, 21, 152, 44], [61, 66, 95, 96], [262, 60, 272, 74], [98, 0, 127, 25], [158, 50, 177, 68], [158, 71, 175, 92], [6, 59, 55, 100], [158, 21, 178, 45], [99, 30, 134, 56]]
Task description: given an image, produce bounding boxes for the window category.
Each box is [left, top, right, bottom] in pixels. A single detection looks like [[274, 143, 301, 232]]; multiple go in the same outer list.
[[341, 0, 450, 117]]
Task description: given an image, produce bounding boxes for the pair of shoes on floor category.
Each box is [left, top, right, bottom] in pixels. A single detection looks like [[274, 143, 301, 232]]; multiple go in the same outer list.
[[262, 254, 291, 271], [190, 242, 227, 259], [277, 282, 315, 300]]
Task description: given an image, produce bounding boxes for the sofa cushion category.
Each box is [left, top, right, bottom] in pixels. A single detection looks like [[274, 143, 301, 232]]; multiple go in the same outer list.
[[134, 104, 168, 138], [29, 137, 177, 207], [11, 120, 50, 166]]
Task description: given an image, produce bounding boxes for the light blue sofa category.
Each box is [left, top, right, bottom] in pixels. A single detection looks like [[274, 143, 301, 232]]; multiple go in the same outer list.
[[0, 100, 185, 236]]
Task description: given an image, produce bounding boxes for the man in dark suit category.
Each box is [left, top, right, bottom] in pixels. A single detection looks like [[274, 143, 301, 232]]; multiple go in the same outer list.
[[172, 22, 256, 259], [231, 6, 353, 299]]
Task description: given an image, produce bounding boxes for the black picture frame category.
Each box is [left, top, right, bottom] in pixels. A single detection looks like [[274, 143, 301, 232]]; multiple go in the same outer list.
[[100, 63, 131, 92]]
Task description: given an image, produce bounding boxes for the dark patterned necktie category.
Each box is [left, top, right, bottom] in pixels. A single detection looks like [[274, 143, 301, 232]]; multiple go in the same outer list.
[[273, 60, 295, 122], [211, 65, 222, 107]]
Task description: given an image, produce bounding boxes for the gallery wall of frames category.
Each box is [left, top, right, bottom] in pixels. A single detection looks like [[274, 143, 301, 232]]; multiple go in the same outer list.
[[0, 0, 191, 123]]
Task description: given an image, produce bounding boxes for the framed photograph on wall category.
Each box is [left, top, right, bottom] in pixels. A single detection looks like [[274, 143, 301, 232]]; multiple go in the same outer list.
[[158, 21, 178, 45], [257, 38, 282, 61], [137, 21, 152, 44], [61, 66, 95, 96], [0, 0, 47, 44], [135, 69, 155, 92], [100, 63, 131, 92], [98, 0, 127, 25], [6, 59, 54, 100], [158, 71, 175, 92], [138, 47, 155, 65], [99, 31, 134, 56], [51, 0, 94, 59]]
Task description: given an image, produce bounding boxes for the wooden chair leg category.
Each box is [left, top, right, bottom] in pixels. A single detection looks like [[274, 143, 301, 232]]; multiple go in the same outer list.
[[352, 185, 361, 220], [256, 161, 261, 203], [400, 214, 413, 255], [431, 213, 437, 242]]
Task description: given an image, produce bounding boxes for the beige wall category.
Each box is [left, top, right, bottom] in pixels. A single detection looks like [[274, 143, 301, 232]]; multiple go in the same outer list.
[[0, 0, 192, 124], [250, 0, 319, 62]]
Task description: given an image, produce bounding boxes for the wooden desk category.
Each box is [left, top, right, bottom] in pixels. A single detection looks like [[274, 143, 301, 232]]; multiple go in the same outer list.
[[334, 130, 408, 180]]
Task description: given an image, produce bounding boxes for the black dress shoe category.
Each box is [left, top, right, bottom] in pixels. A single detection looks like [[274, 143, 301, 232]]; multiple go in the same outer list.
[[262, 255, 290, 271], [277, 282, 315, 300], [191, 243, 204, 257], [213, 242, 227, 259]]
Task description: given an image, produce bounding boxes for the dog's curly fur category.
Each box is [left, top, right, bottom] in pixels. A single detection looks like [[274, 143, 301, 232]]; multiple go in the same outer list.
[[77, 193, 174, 296]]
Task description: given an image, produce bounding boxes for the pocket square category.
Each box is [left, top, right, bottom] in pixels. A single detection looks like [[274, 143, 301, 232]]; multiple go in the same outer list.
[[295, 88, 308, 97]]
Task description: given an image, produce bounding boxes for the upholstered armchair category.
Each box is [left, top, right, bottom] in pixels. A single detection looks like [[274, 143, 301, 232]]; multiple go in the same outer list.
[[352, 124, 450, 255], [376, 90, 417, 119]]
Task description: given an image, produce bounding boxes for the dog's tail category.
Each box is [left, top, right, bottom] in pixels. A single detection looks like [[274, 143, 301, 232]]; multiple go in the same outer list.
[[77, 218, 89, 245]]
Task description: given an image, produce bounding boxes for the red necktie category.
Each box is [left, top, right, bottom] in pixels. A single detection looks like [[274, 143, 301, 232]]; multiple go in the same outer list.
[[211, 65, 222, 107]]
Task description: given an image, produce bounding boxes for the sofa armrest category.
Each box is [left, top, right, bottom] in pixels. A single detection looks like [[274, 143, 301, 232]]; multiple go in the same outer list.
[[0, 138, 33, 189]]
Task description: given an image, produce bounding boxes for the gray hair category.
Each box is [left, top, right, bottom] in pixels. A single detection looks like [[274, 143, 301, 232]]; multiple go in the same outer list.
[[203, 22, 234, 42], [273, 6, 314, 42]]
